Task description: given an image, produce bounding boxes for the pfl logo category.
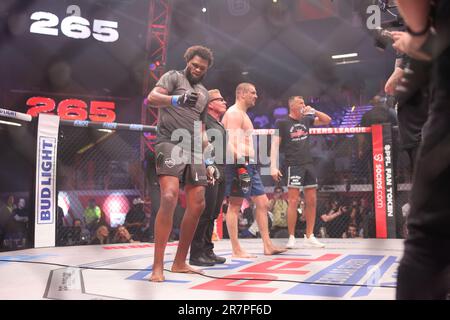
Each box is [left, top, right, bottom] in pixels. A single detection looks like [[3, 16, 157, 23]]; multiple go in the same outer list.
[[366, 5, 381, 30], [164, 158, 175, 168]]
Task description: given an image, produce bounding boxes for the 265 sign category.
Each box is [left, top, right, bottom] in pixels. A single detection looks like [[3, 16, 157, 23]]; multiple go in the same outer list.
[[26, 97, 116, 122], [30, 5, 119, 42]]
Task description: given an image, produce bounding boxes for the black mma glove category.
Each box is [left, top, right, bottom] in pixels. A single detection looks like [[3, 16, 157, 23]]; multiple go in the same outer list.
[[236, 157, 251, 193], [205, 157, 220, 184], [171, 90, 198, 108]]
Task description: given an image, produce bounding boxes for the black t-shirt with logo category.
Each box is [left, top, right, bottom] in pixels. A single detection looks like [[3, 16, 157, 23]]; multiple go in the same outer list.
[[205, 113, 227, 166], [276, 115, 315, 166], [155, 70, 209, 151]]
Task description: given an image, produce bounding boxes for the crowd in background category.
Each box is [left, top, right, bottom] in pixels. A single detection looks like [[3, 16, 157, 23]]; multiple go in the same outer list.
[[0, 95, 412, 252], [0, 195, 30, 251], [55, 197, 153, 247], [226, 187, 384, 241]]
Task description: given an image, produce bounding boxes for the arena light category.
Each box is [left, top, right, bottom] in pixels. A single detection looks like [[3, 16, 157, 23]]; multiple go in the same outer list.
[[335, 59, 361, 65], [0, 119, 22, 127], [149, 60, 160, 71], [202, 7, 207, 13], [98, 129, 113, 133], [57, 192, 71, 217], [103, 194, 130, 227], [332, 53, 359, 60]]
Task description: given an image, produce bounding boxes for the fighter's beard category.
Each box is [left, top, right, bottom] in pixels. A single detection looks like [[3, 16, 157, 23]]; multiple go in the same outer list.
[[186, 70, 204, 85]]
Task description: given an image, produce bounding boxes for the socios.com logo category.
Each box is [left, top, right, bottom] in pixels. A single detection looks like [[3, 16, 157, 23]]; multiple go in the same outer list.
[[373, 154, 383, 162]]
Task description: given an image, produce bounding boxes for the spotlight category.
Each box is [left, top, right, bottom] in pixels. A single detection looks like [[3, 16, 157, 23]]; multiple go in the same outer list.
[[0, 120, 21, 127], [98, 129, 113, 133], [332, 53, 358, 60], [202, 7, 207, 13]]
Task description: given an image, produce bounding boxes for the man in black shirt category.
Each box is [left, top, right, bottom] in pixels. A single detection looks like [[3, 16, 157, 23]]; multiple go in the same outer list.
[[385, 48, 430, 174], [189, 89, 227, 266], [358, 96, 398, 160], [271, 96, 331, 249], [146, 45, 218, 282], [356, 95, 398, 182], [392, 0, 450, 299], [124, 197, 146, 241]]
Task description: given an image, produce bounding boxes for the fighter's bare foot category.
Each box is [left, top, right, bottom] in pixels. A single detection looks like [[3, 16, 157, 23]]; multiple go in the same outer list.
[[150, 271, 165, 282], [171, 263, 204, 275], [264, 246, 287, 255], [232, 251, 257, 258]]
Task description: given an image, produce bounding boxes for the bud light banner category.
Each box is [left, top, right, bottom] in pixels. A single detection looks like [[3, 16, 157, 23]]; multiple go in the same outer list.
[[34, 113, 60, 247]]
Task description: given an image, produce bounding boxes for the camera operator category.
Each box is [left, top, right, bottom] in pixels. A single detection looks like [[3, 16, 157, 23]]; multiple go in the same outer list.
[[384, 31, 431, 174], [393, 0, 450, 300], [320, 200, 351, 238]]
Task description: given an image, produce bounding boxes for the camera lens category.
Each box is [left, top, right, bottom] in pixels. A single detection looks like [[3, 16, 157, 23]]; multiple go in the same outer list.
[[373, 28, 392, 51]]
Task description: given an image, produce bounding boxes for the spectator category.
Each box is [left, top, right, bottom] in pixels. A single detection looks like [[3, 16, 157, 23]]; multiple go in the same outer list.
[[342, 223, 362, 239], [84, 198, 102, 234], [113, 225, 137, 244], [269, 187, 288, 237], [357, 95, 398, 181], [0, 195, 15, 250], [349, 200, 363, 231], [59, 218, 90, 246], [320, 200, 351, 238], [5, 195, 16, 213], [2, 196, 29, 250], [10, 198, 29, 248], [91, 225, 110, 245], [124, 197, 146, 241], [69, 219, 90, 246], [359, 197, 375, 238]]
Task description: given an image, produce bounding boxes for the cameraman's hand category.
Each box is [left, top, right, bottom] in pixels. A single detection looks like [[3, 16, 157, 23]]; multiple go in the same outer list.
[[385, 67, 404, 95], [391, 31, 431, 61]]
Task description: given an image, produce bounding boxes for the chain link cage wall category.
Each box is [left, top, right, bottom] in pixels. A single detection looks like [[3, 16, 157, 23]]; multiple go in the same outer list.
[[0, 120, 36, 252], [1, 116, 414, 252], [55, 126, 153, 247], [237, 129, 412, 241]]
